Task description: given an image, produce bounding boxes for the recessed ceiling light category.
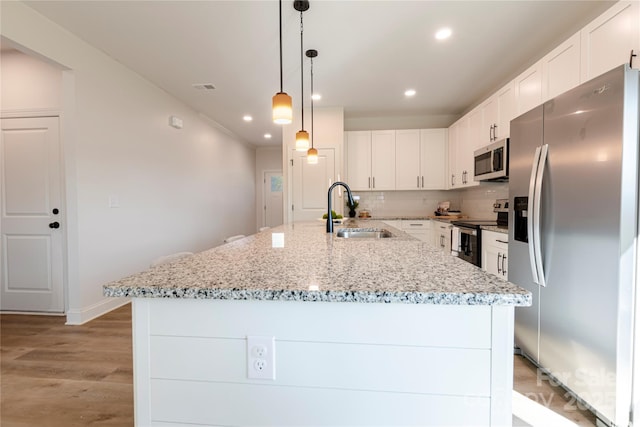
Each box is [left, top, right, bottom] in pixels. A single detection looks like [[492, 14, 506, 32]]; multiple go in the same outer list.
[[405, 89, 416, 97], [311, 93, 322, 101], [243, 115, 253, 122], [264, 133, 272, 139], [435, 27, 452, 40]]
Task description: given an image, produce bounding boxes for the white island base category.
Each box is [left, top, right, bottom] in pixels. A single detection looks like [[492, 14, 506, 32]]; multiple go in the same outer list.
[[132, 298, 515, 426]]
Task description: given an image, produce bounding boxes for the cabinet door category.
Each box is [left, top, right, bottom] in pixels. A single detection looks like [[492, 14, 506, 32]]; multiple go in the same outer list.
[[447, 121, 458, 189], [345, 131, 372, 191], [371, 130, 396, 190], [581, 1, 640, 81], [482, 244, 502, 277], [495, 81, 515, 139], [515, 62, 543, 116], [467, 107, 484, 152], [458, 116, 478, 188], [542, 32, 581, 102], [420, 129, 447, 190], [395, 129, 421, 190], [481, 97, 498, 145]]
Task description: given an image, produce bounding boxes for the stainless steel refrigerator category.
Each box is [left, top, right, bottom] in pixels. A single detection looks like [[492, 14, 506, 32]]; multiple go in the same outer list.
[[509, 64, 639, 427]]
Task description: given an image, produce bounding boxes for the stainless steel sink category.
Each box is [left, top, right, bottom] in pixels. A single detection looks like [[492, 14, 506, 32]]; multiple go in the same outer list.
[[336, 228, 393, 238]]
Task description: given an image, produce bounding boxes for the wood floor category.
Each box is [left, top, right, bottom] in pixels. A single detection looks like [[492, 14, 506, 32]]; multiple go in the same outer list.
[[1, 304, 134, 427], [1, 303, 597, 427]]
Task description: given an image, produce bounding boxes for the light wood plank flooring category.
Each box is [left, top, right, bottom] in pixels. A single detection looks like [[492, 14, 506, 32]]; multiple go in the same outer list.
[[1, 304, 133, 426], [2, 303, 597, 426]]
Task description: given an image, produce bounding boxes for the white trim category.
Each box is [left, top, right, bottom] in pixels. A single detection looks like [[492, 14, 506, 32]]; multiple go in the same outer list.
[[1, 108, 62, 118], [65, 297, 131, 325]]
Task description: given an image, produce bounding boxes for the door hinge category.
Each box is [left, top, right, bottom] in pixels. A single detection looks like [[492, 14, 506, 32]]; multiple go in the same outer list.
[[290, 159, 294, 166]]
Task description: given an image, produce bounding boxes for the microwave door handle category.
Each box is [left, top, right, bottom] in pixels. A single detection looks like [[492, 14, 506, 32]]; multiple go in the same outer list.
[[533, 144, 548, 287], [528, 146, 542, 285]]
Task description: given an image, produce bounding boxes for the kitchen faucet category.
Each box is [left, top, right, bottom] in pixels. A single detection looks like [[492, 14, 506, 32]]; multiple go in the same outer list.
[[327, 181, 354, 233]]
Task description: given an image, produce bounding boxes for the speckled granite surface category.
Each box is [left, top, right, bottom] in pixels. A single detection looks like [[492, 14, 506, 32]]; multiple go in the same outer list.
[[103, 220, 530, 306], [481, 225, 509, 235]]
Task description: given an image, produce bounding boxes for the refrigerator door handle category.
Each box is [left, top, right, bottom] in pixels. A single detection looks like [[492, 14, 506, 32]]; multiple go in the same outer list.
[[527, 146, 542, 284], [532, 144, 548, 287]]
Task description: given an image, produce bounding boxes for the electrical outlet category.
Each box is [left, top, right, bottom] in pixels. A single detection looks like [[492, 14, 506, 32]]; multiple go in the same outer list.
[[247, 336, 275, 380]]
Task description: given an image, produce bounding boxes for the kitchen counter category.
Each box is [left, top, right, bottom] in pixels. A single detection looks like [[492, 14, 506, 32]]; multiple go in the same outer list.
[[481, 225, 509, 234], [104, 220, 528, 306], [106, 220, 529, 426]]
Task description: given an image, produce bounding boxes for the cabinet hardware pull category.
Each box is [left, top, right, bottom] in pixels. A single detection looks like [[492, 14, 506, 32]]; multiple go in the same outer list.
[[497, 253, 502, 273], [368, 177, 371, 188], [489, 125, 493, 142], [451, 174, 455, 186], [496, 239, 508, 244], [417, 176, 420, 188], [373, 177, 375, 188], [502, 254, 507, 276], [409, 223, 423, 226], [422, 176, 424, 187], [493, 124, 498, 141], [630, 49, 637, 68]]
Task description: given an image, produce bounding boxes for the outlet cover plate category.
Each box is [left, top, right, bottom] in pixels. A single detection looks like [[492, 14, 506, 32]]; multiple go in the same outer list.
[[247, 336, 275, 380]]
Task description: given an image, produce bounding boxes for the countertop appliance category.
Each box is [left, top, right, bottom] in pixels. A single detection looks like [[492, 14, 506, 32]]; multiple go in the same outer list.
[[474, 138, 508, 181], [509, 64, 639, 427]]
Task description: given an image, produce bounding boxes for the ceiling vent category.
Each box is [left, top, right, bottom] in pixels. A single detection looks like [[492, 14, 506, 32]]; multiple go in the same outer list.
[[192, 83, 216, 91]]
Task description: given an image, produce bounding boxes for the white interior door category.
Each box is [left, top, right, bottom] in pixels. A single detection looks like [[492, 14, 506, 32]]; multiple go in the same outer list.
[[1, 117, 64, 313], [264, 171, 283, 228], [291, 149, 336, 222]]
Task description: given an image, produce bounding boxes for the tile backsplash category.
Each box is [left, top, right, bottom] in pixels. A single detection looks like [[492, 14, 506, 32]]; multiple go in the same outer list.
[[353, 182, 508, 219]]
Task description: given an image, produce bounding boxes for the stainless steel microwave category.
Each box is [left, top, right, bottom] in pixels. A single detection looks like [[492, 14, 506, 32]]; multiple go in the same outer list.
[[474, 138, 508, 181]]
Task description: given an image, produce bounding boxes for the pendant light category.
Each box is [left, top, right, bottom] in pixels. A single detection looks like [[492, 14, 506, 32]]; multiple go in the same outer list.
[[272, 0, 292, 124], [306, 49, 318, 164], [294, 1, 310, 152]]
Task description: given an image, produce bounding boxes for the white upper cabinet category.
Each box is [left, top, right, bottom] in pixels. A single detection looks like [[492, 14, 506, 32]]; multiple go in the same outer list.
[[395, 129, 447, 190], [419, 129, 447, 190], [395, 129, 422, 190], [581, 1, 640, 82], [515, 62, 543, 116], [345, 130, 395, 191], [541, 32, 581, 102], [371, 130, 396, 190], [447, 121, 459, 189], [476, 80, 515, 145], [448, 115, 477, 189], [345, 131, 372, 191], [494, 81, 516, 140]]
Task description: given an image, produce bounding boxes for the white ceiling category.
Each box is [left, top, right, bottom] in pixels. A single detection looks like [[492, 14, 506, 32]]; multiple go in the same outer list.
[[21, 0, 615, 147]]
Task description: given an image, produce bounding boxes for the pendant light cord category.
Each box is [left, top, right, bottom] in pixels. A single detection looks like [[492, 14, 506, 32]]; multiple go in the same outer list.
[[278, 0, 284, 92], [300, 10, 304, 130]]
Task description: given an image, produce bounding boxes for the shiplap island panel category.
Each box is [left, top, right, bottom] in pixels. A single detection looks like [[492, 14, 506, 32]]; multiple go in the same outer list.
[[104, 220, 530, 426]]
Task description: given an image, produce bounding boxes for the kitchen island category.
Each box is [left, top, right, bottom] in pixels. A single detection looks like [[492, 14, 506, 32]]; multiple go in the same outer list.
[[104, 220, 531, 426]]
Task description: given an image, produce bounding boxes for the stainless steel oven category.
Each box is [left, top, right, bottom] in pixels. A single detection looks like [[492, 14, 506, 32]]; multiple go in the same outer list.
[[451, 220, 498, 267]]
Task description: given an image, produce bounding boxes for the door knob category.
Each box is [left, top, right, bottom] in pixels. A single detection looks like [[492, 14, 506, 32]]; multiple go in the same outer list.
[[49, 222, 60, 229]]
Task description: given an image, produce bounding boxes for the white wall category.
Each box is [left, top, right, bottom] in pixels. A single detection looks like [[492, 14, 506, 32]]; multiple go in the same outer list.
[[1, 3, 256, 323], [255, 146, 283, 230], [1, 49, 62, 110]]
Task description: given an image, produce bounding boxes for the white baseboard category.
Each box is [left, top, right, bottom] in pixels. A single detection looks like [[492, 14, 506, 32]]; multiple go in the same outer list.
[[65, 297, 131, 325]]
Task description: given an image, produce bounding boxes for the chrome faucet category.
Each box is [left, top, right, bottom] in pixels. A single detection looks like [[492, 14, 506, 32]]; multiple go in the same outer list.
[[327, 181, 354, 233]]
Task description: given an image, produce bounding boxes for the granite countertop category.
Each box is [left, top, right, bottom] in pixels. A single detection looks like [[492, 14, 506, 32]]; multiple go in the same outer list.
[[481, 225, 509, 235], [103, 220, 530, 306]]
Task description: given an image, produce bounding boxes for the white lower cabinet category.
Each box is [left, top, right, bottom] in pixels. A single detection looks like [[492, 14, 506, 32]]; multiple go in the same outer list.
[[482, 230, 509, 280], [434, 222, 452, 252], [400, 220, 432, 243]]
